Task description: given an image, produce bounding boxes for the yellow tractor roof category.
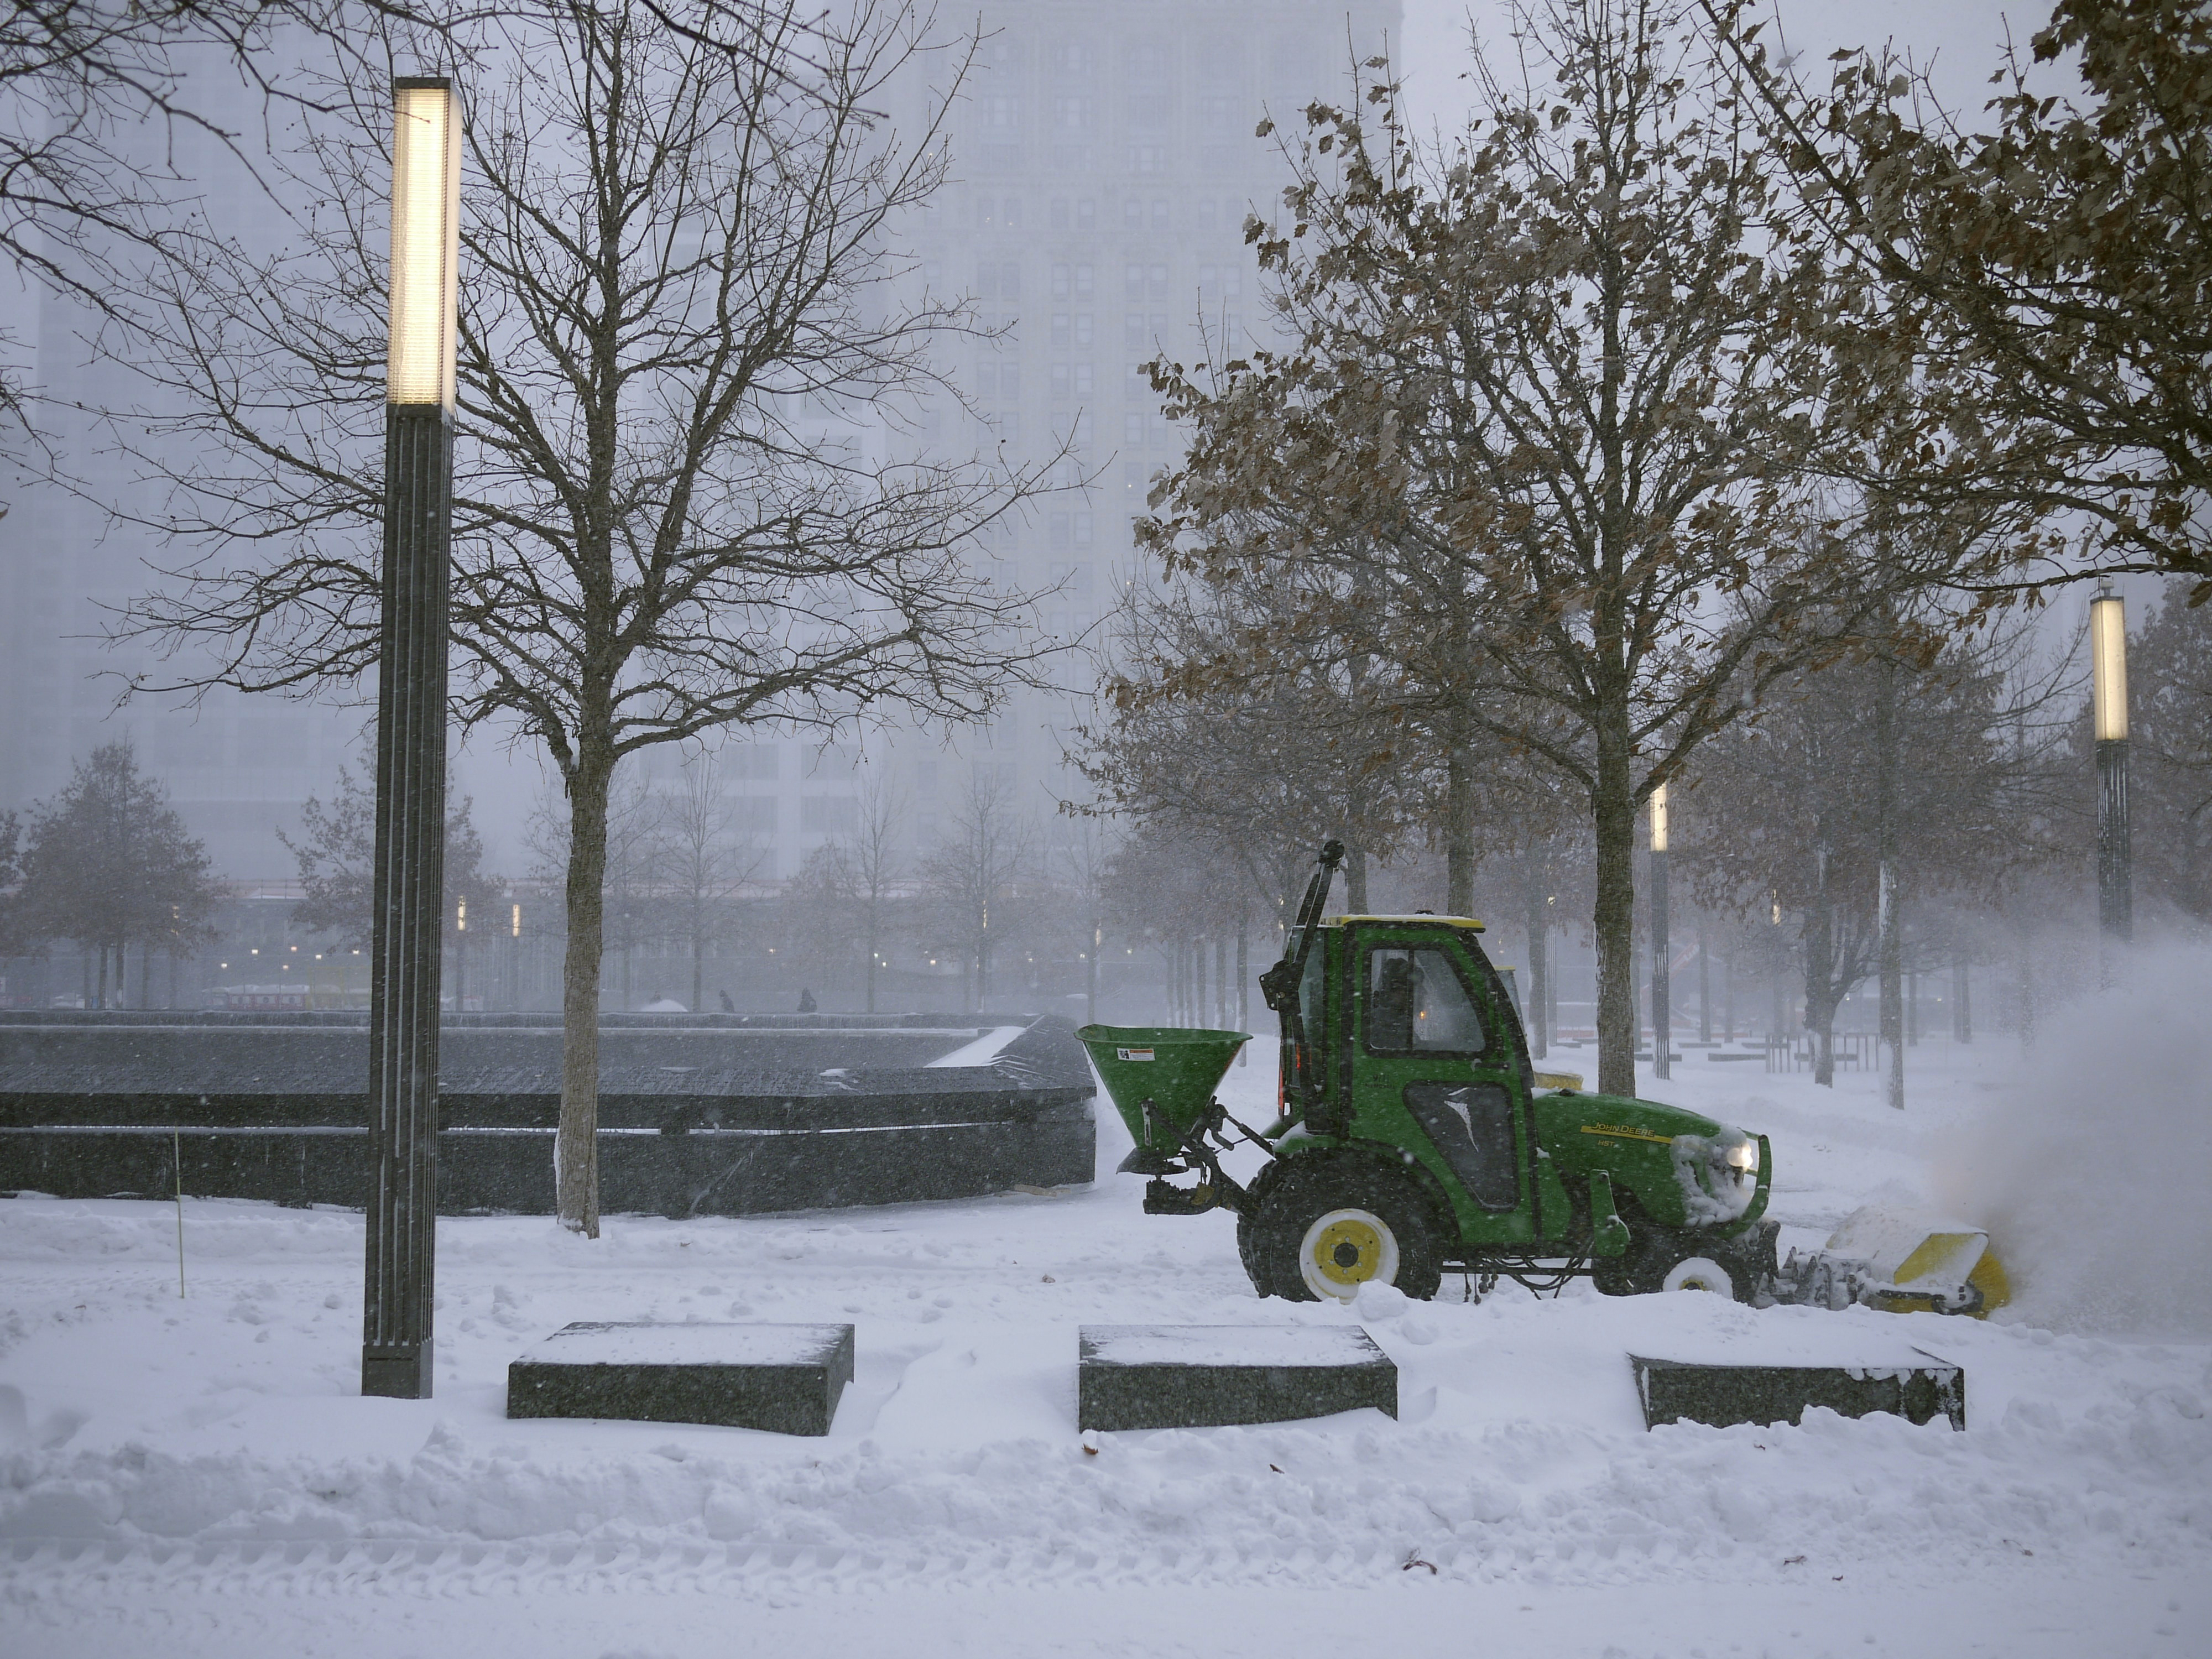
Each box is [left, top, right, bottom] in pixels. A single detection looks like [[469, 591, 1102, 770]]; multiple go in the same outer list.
[[1323, 914, 1487, 932]]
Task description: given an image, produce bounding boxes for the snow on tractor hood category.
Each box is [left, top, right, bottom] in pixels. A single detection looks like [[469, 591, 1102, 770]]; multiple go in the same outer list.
[[1670, 1128, 1762, 1224]]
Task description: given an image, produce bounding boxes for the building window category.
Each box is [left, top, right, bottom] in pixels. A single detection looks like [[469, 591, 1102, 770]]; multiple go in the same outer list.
[[1077, 197, 1097, 229], [1053, 95, 1095, 132], [801, 796, 860, 835], [1128, 144, 1167, 175], [982, 94, 1021, 130]]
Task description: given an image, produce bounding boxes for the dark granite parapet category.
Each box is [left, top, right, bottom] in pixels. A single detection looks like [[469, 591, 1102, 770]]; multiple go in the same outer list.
[[0, 1012, 1098, 1214], [507, 1322, 855, 1435], [1629, 1350, 1966, 1431], [1077, 1326, 1399, 1431]]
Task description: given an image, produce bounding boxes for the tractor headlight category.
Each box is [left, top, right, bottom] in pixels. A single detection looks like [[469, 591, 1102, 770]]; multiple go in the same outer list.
[[1724, 1136, 1759, 1173]]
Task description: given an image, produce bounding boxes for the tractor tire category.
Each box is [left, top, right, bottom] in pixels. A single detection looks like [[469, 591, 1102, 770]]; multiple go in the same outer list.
[[1594, 1218, 1760, 1305], [1235, 1159, 1294, 1300], [1246, 1153, 1443, 1303]]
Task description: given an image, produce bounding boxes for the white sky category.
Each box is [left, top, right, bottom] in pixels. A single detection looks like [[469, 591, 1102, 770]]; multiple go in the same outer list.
[[1394, 1, 2051, 135]]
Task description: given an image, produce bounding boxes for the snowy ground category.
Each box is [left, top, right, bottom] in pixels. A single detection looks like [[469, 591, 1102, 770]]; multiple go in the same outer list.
[[4, 1005, 2210, 1658]]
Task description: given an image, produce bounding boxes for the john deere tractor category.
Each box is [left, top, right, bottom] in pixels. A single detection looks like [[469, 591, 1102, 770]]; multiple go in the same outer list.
[[1081, 841, 1780, 1304]]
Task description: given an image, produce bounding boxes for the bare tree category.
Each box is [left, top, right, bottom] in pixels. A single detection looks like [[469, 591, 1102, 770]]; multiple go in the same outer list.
[[1082, 572, 1408, 927], [838, 774, 905, 1014], [1051, 815, 1117, 1026], [0, 0, 487, 466], [2130, 582, 2212, 928], [920, 771, 1032, 1013], [1678, 613, 2073, 1086], [106, 1, 1068, 1234], [648, 750, 764, 1014]]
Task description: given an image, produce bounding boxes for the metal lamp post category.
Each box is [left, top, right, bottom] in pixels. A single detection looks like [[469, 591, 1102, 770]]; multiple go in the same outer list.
[[2091, 585, 2132, 958], [1650, 781, 1670, 1081], [362, 76, 460, 1401]]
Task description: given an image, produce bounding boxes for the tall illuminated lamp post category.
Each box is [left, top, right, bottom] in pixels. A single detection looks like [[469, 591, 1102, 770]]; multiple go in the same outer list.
[[2090, 585, 2132, 962], [1650, 781, 1671, 1081], [362, 77, 460, 1400]]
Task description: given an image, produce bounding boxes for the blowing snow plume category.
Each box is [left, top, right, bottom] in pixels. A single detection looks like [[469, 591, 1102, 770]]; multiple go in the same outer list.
[[1937, 944, 2212, 1337]]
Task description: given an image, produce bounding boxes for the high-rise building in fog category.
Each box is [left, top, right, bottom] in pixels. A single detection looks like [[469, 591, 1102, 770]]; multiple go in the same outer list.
[[0, 169, 361, 883], [0, 0, 1400, 898], [872, 0, 1403, 853]]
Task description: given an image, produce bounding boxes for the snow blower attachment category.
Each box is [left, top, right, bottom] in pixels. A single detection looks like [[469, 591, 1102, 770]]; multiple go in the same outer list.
[[1089, 838, 2011, 1317], [1772, 1206, 2012, 1318]]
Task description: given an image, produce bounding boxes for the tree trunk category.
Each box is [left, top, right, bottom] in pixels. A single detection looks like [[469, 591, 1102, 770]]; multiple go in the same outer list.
[[1590, 731, 1638, 1097], [1086, 911, 1099, 1026], [1806, 836, 1836, 1087], [1344, 844, 1369, 914], [867, 901, 881, 1015], [1697, 928, 1710, 1042], [1954, 952, 1971, 1042], [1234, 912, 1248, 1062], [1522, 877, 1549, 1060], [96, 945, 109, 1010], [556, 760, 612, 1237], [1444, 745, 1475, 917], [1876, 660, 1903, 1109], [692, 924, 705, 1016], [1878, 862, 1902, 1107], [1193, 934, 1208, 1028]]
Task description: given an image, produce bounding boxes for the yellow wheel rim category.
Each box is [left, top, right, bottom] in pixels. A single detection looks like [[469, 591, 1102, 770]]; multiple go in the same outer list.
[[1297, 1207, 1399, 1301]]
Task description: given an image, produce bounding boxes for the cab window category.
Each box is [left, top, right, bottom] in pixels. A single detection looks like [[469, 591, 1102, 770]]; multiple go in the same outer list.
[[1364, 947, 1488, 1056]]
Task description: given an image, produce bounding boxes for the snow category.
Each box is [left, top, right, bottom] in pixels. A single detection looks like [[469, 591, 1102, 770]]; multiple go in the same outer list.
[[922, 1026, 1026, 1067], [1078, 1325, 1385, 1368], [4, 984, 2211, 1657], [521, 1322, 850, 1368]]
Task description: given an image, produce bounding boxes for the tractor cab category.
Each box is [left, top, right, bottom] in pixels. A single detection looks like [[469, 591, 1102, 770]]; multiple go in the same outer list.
[[1279, 913, 1557, 1249]]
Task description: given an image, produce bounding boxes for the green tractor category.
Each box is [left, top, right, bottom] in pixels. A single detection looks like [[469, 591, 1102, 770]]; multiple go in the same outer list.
[[1079, 841, 1778, 1304]]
